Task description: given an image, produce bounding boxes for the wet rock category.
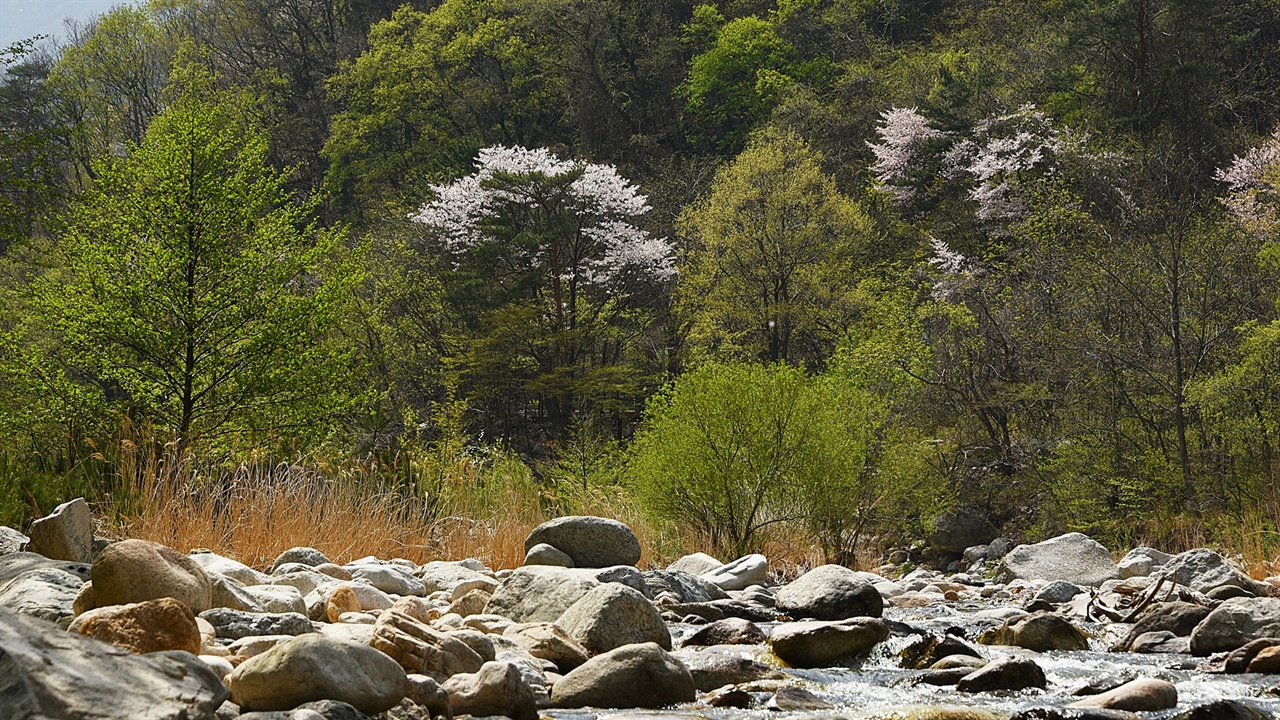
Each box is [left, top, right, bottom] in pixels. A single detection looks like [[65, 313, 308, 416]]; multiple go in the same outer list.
[[956, 657, 1047, 692], [369, 607, 484, 680], [1223, 638, 1280, 672], [200, 608, 314, 640], [271, 547, 332, 572], [774, 564, 883, 620], [931, 654, 987, 670], [1190, 597, 1280, 655], [556, 582, 671, 653], [0, 607, 229, 720], [997, 533, 1118, 587], [699, 554, 768, 591], [0, 567, 83, 624], [70, 597, 201, 654], [25, 498, 95, 564], [766, 684, 834, 710], [89, 539, 213, 613], [671, 645, 785, 690], [768, 617, 890, 668], [550, 642, 696, 708], [984, 611, 1090, 651], [1246, 644, 1280, 673], [1010, 709, 1140, 720], [1114, 601, 1210, 651], [1172, 700, 1273, 719], [524, 516, 641, 569], [1163, 549, 1267, 596], [702, 685, 752, 708], [227, 634, 407, 714], [1127, 631, 1189, 654], [667, 552, 722, 577], [899, 633, 983, 669], [1066, 678, 1177, 711], [683, 617, 766, 646], [502, 622, 590, 673], [441, 660, 536, 720], [886, 708, 1002, 720], [909, 667, 975, 686], [524, 543, 574, 567]]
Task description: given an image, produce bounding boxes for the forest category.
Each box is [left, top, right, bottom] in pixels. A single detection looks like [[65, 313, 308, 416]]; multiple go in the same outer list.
[[4, 0, 1280, 568]]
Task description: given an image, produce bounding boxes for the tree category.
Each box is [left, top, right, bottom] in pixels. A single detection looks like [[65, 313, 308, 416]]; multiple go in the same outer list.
[[678, 130, 871, 366], [42, 69, 356, 448], [412, 145, 674, 437]]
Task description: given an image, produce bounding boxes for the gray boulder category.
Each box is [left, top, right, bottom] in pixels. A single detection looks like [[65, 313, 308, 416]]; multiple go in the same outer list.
[[1190, 597, 1280, 655], [556, 583, 671, 653], [442, 661, 536, 720], [270, 547, 332, 572], [347, 563, 426, 596], [415, 561, 496, 595], [768, 618, 890, 667], [1162, 549, 1267, 596], [1117, 547, 1173, 579], [484, 565, 645, 623], [199, 608, 314, 640], [643, 569, 725, 603], [997, 533, 1117, 587], [667, 552, 723, 577], [189, 552, 269, 586], [0, 551, 91, 584], [0, 526, 29, 555], [0, 608, 228, 720], [550, 642, 696, 709], [1033, 580, 1085, 605], [25, 497, 95, 564], [774, 564, 882, 620], [699, 554, 768, 591], [1114, 601, 1210, 652], [0, 567, 83, 625], [523, 543, 574, 567], [90, 539, 214, 613], [227, 634, 407, 714], [524, 516, 641, 569]]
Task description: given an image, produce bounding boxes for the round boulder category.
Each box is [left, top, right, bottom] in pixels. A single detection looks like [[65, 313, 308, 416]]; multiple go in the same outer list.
[[226, 634, 407, 714], [524, 516, 641, 569], [549, 642, 696, 709], [774, 564, 883, 620], [556, 583, 671, 653], [997, 533, 1117, 587], [90, 539, 213, 613], [768, 618, 890, 668], [69, 597, 201, 654]]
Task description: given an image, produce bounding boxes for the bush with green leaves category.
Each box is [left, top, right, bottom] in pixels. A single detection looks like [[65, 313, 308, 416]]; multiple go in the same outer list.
[[627, 360, 934, 562]]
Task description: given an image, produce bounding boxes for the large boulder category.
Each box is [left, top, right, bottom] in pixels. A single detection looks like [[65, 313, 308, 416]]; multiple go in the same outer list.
[[774, 564, 882, 620], [369, 607, 485, 680], [1113, 601, 1211, 652], [524, 516, 641, 569], [956, 658, 1047, 692], [930, 509, 999, 553], [0, 567, 83, 625], [984, 611, 1091, 652], [1117, 547, 1174, 579], [89, 539, 213, 613], [683, 617, 767, 647], [550, 642, 696, 709], [1162, 549, 1267, 596], [556, 583, 670, 653], [699, 554, 769, 591], [502, 622, 591, 673], [442, 660, 536, 720], [1190, 597, 1280, 655], [198, 607, 314, 640], [643, 569, 725, 603], [25, 497, 95, 564], [484, 565, 645, 622], [1066, 678, 1178, 711], [768, 618, 890, 668], [667, 552, 723, 577], [69, 597, 201, 655], [226, 634, 407, 714], [997, 533, 1118, 587], [0, 526, 28, 555], [670, 645, 786, 691], [0, 608, 228, 720]]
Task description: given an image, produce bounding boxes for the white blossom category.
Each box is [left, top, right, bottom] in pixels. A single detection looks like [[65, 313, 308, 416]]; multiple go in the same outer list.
[[1217, 129, 1280, 238], [410, 145, 675, 285], [867, 107, 945, 201], [928, 236, 966, 274]]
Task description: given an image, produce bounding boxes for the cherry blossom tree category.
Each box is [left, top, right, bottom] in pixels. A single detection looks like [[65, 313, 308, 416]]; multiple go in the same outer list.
[[1217, 128, 1280, 240], [411, 145, 675, 434]]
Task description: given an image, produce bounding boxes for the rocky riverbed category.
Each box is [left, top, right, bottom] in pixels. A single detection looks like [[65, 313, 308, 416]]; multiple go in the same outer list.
[[3, 500, 1280, 719]]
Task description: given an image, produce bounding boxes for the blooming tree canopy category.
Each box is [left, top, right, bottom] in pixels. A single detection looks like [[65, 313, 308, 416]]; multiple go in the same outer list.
[[411, 145, 674, 285], [1217, 129, 1280, 240]]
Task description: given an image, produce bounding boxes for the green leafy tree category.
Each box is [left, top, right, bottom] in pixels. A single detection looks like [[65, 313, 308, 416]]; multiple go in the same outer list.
[[42, 69, 357, 448], [678, 130, 871, 366]]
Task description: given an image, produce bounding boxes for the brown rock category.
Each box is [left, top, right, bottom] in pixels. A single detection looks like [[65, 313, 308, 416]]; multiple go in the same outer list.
[[503, 622, 590, 672], [69, 597, 201, 655], [370, 608, 484, 681], [1066, 677, 1178, 711], [986, 611, 1090, 652], [447, 589, 492, 618], [89, 539, 213, 613], [1247, 645, 1280, 673], [327, 585, 361, 623]]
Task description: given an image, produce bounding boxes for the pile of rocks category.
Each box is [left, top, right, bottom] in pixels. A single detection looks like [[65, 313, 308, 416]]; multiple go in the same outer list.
[[2, 501, 1279, 719]]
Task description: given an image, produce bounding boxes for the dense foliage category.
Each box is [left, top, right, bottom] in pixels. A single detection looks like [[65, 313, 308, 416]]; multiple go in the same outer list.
[[5, 0, 1280, 560]]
